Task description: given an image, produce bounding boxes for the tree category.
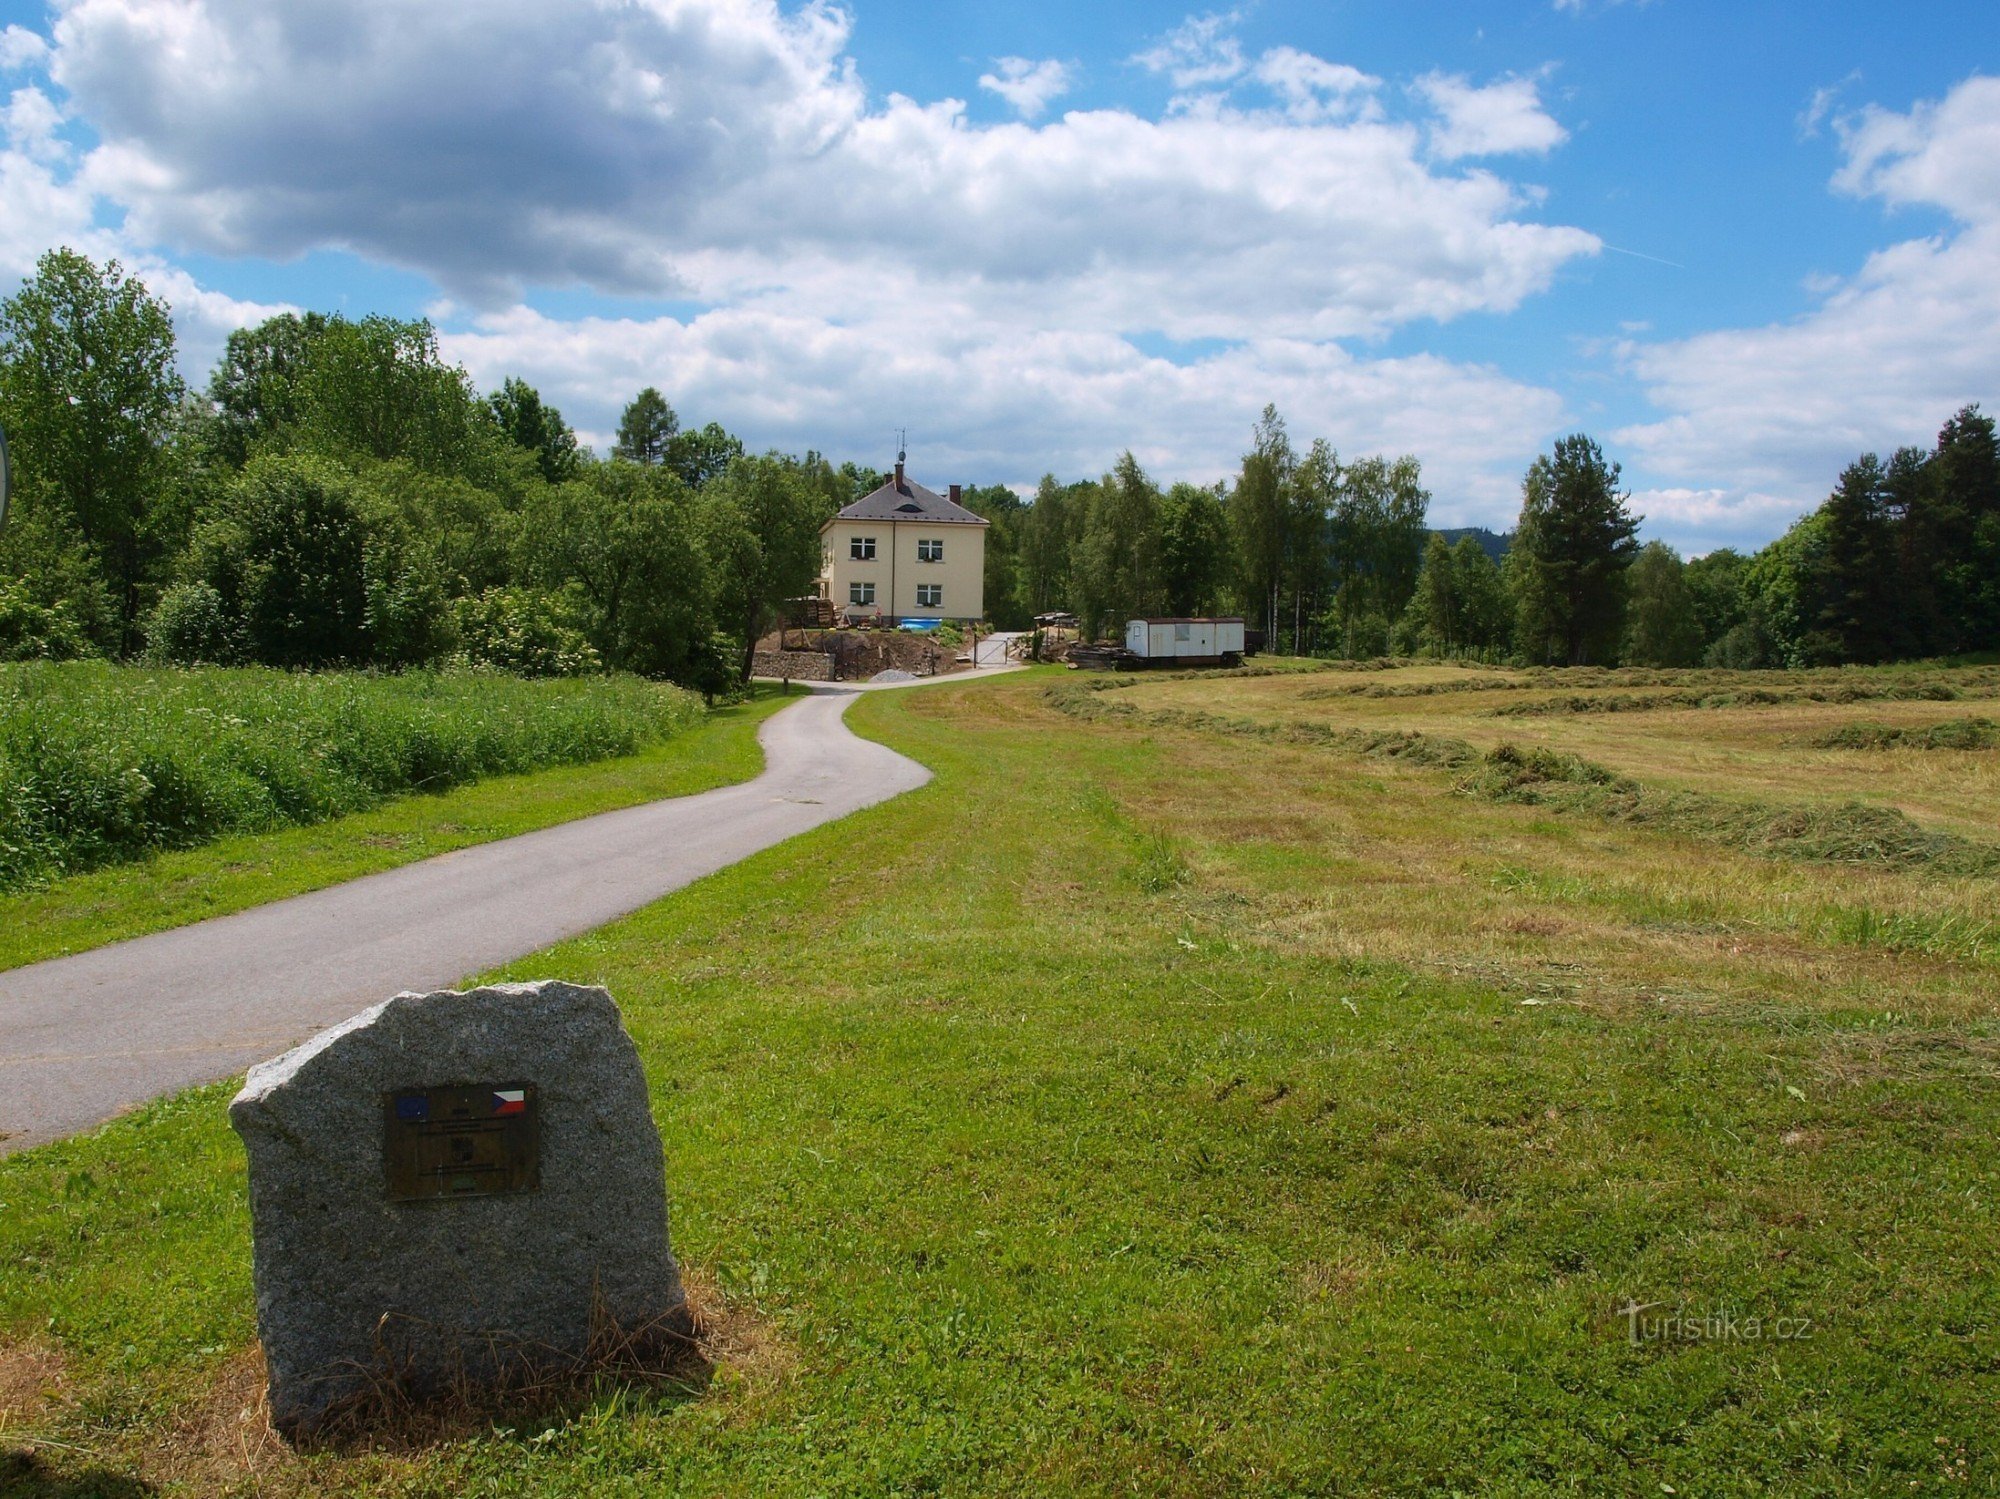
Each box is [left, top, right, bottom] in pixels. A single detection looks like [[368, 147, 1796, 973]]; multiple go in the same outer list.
[[1072, 452, 1164, 638], [1814, 454, 1903, 664], [1451, 536, 1512, 655], [1018, 475, 1083, 616], [514, 462, 710, 679], [206, 311, 329, 467], [1159, 482, 1231, 616], [1623, 541, 1703, 666], [697, 455, 825, 680], [614, 387, 678, 466], [665, 421, 743, 488], [192, 453, 370, 668], [961, 484, 1029, 629], [292, 316, 498, 481], [487, 377, 580, 483], [1328, 454, 1429, 657], [1684, 548, 1750, 657], [1409, 533, 1459, 654], [1230, 405, 1293, 641], [1509, 434, 1641, 665], [0, 248, 186, 650]]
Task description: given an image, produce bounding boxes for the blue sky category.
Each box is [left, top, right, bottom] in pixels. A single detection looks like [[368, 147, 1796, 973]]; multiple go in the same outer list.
[[1, 0, 1996, 551]]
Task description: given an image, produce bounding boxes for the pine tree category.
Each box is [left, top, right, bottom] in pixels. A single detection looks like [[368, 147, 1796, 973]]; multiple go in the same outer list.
[[1509, 434, 1641, 665]]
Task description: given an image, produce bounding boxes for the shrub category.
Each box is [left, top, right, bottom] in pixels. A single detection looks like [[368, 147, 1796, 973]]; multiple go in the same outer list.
[[454, 586, 601, 678], [144, 581, 242, 666], [0, 662, 706, 889], [0, 577, 96, 661]]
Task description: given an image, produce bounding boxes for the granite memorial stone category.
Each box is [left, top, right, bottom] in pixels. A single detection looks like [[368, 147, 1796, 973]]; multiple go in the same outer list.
[[230, 980, 685, 1441]]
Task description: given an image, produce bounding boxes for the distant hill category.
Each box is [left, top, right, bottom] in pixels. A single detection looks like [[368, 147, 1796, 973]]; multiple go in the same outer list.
[[1431, 526, 1511, 562]]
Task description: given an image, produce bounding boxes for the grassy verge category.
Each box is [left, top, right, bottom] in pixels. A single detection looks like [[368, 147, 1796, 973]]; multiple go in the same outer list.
[[0, 686, 791, 973], [1, 663, 715, 891], [3, 669, 1996, 1494]]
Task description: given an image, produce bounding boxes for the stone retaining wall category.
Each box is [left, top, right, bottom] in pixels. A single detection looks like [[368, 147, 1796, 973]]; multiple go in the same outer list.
[[752, 649, 835, 681]]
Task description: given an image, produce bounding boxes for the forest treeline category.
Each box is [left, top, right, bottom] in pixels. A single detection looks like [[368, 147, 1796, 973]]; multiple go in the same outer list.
[[0, 249, 868, 694], [3, 248, 1995, 684], [967, 407, 2000, 668]]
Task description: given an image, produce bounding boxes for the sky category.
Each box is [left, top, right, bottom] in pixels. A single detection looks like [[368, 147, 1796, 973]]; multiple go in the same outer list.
[[0, 1, 1996, 553]]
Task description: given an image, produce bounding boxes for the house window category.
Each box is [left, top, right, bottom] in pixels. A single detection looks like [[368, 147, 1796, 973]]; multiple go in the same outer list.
[[849, 582, 876, 606], [1174, 623, 1191, 642], [916, 584, 942, 608], [917, 538, 944, 562], [850, 536, 877, 561]]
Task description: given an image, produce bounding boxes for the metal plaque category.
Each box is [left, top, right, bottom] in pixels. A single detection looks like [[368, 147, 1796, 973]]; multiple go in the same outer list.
[[383, 1082, 539, 1202]]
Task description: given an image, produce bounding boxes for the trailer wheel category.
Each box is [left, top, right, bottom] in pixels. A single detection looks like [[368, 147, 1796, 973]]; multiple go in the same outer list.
[[1220, 651, 1242, 668]]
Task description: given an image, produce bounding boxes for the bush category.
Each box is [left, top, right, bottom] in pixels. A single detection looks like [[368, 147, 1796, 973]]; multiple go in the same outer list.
[[144, 581, 242, 666], [0, 577, 96, 661], [0, 662, 707, 889], [454, 586, 601, 677], [194, 453, 371, 668]]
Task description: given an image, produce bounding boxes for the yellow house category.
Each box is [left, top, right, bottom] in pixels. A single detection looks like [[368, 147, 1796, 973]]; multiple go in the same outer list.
[[819, 461, 988, 624]]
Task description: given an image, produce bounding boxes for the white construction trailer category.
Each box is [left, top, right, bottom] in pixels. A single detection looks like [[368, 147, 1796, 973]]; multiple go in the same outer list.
[[1123, 617, 1247, 667]]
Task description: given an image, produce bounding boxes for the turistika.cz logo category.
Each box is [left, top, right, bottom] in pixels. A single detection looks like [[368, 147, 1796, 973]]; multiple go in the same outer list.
[[1618, 1301, 1814, 1346]]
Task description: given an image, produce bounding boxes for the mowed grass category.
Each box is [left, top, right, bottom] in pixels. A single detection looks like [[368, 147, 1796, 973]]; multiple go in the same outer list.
[[1114, 661, 2000, 842], [3, 668, 1998, 1495], [0, 686, 790, 973]]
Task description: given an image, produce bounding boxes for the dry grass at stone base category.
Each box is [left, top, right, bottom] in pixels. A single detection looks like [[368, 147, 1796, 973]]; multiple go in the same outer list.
[[0, 1275, 784, 1497]]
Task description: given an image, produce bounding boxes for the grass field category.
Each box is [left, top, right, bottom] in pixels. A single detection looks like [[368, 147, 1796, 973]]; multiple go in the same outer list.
[[0, 685, 789, 974], [3, 665, 1997, 1495], [0, 663, 715, 894]]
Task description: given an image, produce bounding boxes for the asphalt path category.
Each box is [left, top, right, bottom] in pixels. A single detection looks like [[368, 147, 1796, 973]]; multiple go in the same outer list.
[[0, 684, 931, 1155]]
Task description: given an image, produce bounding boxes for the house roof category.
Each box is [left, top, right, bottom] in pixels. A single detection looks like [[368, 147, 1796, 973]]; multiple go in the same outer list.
[[826, 475, 990, 528]]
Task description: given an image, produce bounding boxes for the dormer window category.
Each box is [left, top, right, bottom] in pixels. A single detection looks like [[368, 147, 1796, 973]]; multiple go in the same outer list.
[[896, 502, 922, 513]]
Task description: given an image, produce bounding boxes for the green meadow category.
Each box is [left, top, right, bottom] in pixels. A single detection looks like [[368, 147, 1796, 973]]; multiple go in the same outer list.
[[4, 665, 1997, 1495]]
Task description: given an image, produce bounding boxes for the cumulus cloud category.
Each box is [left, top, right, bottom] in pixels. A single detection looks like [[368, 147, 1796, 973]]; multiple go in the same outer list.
[[439, 302, 1565, 517], [1416, 71, 1567, 160], [1618, 75, 2000, 517], [978, 57, 1072, 119], [1131, 11, 1248, 90], [0, 25, 50, 71], [0, 0, 1605, 524], [1253, 47, 1380, 124], [37, 0, 1596, 338]]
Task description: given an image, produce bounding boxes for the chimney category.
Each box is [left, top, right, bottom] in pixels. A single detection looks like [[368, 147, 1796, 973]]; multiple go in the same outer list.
[[894, 458, 905, 489], [949, 484, 962, 505]]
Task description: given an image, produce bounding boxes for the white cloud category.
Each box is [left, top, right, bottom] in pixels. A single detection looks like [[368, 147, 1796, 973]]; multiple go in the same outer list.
[[1253, 47, 1380, 124], [5, 87, 67, 161], [440, 302, 1565, 519], [1415, 71, 1567, 161], [36, 0, 1596, 340], [1618, 75, 2000, 521], [0, 0, 1606, 524], [1832, 75, 2000, 225], [978, 57, 1072, 120], [0, 25, 50, 71], [1131, 11, 1248, 90]]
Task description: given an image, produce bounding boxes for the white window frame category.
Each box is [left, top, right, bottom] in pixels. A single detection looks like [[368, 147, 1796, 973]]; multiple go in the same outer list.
[[916, 583, 942, 609], [1174, 623, 1191, 642], [849, 582, 876, 606], [917, 538, 944, 563], [850, 535, 877, 561]]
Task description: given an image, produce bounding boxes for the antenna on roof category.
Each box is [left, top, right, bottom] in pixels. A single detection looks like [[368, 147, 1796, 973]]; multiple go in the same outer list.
[[896, 427, 907, 466]]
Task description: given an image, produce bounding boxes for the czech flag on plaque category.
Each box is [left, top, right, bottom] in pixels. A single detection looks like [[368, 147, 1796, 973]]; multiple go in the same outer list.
[[491, 1088, 527, 1117]]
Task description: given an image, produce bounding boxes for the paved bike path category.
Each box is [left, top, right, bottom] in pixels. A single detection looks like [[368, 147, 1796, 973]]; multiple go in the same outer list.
[[0, 685, 929, 1155]]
